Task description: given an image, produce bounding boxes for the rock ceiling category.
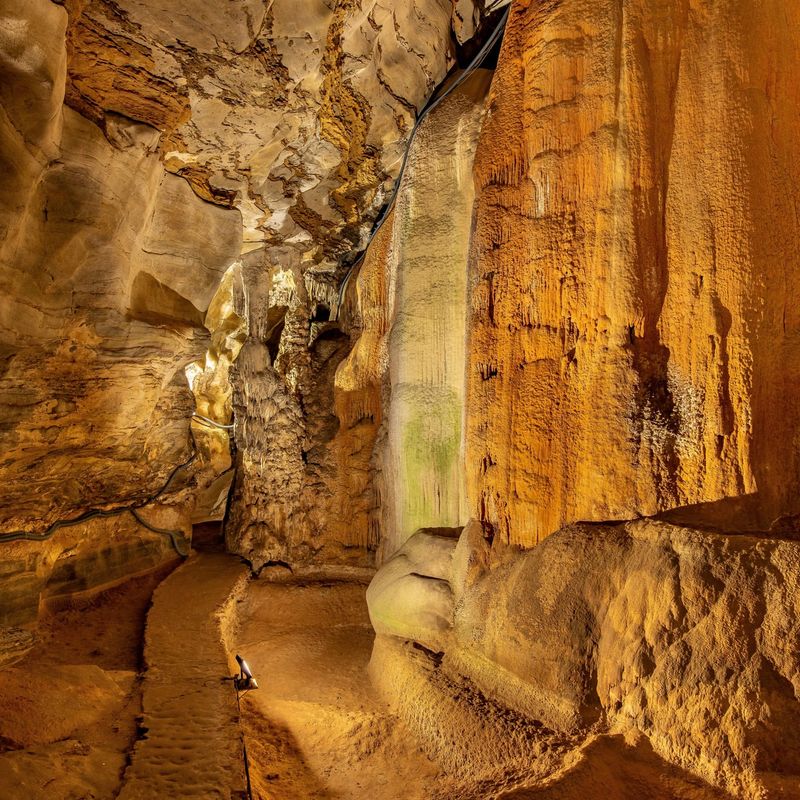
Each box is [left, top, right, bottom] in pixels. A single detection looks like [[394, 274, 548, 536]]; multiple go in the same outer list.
[[63, 0, 499, 279]]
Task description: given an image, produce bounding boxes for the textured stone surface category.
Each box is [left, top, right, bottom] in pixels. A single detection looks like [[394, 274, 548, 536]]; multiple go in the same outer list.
[[377, 70, 490, 554], [117, 552, 249, 799], [329, 70, 489, 562], [227, 70, 491, 567], [63, 0, 464, 264], [0, 0, 494, 600], [0, 100, 240, 530], [368, 520, 800, 798], [0, 0, 243, 626], [0, 626, 35, 669], [3, 4, 800, 795], [366, 528, 459, 651], [465, 0, 800, 546]]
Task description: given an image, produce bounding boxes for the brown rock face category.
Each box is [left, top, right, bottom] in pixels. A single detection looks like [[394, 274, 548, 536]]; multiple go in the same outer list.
[[465, 0, 800, 546], [367, 520, 800, 797], [2, 1, 800, 797], [60, 0, 467, 263], [0, 0, 244, 622], [0, 0, 491, 599], [225, 70, 492, 568]]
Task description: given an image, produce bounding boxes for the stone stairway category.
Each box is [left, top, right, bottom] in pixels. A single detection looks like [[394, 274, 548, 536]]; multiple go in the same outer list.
[[118, 551, 249, 799]]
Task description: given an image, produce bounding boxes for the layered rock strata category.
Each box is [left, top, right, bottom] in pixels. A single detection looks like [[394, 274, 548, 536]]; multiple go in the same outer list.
[[0, 0, 243, 625], [0, 0, 491, 610]]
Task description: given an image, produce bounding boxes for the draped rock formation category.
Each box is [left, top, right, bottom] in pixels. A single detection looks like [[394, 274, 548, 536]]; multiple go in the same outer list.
[[225, 69, 491, 567], [2, 0, 800, 798], [360, 2, 800, 797], [465, 0, 800, 547]]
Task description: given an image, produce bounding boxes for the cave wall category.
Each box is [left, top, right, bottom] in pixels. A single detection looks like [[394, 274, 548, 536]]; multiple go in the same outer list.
[[312, 0, 800, 562], [0, 0, 244, 630], [465, 0, 800, 547], [3, 0, 798, 594], [359, 4, 800, 793], [0, 0, 495, 597], [222, 7, 495, 570], [325, 71, 492, 563]]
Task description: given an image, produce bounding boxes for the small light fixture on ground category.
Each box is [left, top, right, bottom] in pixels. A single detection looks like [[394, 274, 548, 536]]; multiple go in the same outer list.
[[227, 654, 258, 800], [234, 654, 258, 692]]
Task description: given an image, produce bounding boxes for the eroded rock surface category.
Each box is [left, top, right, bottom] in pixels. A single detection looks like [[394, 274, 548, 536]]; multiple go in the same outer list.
[[0, 0, 494, 613], [3, 3, 800, 796], [227, 68, 492, 568], [0, 0, 246, 625], [368, 521, 800, 797], [465, 0, 800, 546]]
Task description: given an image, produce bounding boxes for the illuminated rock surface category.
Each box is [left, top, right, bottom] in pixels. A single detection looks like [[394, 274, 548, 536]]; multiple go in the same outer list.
[[0, 0, 488, 595], [465, 0, 800, 546], [1, 0, 799, 798], [324, 70, 492, 565], [117, 551, 249, 799], [368, 519, 800, 797]]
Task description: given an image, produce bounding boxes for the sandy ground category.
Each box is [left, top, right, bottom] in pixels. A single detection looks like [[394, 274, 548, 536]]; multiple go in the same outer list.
[[0, 566, 172, 800], [117, 548, 249, 799], [498, 732, 733, 800], [0, 556, 735, 800], [234, 580, 440, 800], [234, 580, 733, 800]]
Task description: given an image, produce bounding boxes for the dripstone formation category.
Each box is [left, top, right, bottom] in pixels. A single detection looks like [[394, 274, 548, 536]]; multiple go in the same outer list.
[[1, 1, 798, 798]]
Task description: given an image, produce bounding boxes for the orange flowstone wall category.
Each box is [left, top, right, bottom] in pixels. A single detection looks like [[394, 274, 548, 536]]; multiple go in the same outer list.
[[466, 0, 800, 546]]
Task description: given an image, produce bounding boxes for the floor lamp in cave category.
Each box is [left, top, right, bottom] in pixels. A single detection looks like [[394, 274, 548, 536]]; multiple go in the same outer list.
[[232, 654, 258, 800]]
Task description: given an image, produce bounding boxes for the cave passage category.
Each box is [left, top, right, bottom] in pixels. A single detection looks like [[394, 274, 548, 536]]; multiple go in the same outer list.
[[1, 0, 799, 798]]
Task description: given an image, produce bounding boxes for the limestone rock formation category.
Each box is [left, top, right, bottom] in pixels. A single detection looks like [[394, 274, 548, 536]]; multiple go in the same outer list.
[[250, 0, 800, 566], [333, 69, 491, 563], [63, 0, 465, 262], [465, 0, 800, 547], [368, 520, 800, 797], [367, 527, 461, 650], [227, 68, 492, 568], [1, 1, 800, 797], [0, 0, 494, 613], [0, 0, 244, 626]]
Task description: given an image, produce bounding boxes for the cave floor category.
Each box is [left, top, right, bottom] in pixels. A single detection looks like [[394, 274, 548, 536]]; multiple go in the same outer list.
[[233, 580, 441, 800], [0, 566, 172, 799], [234, 580, 734, 800], [0, 558, 735, 800], [117, 548, 250, 799]]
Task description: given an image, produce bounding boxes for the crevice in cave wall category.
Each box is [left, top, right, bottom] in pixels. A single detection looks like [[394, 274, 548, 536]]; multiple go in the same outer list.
[[0, 0, 498, 624]]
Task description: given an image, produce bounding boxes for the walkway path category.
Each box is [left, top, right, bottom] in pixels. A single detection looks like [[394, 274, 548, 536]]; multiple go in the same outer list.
[[118, 550, 249, 799]]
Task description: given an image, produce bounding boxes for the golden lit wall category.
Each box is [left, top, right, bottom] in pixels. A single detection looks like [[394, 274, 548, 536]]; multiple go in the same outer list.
[[465, 0, 800, 546]]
